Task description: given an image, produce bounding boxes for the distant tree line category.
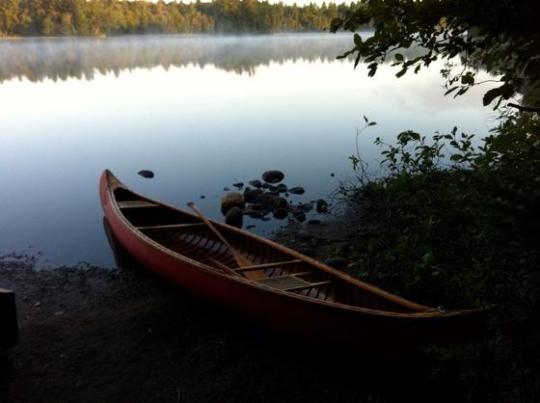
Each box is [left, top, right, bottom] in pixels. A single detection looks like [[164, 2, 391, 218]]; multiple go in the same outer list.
[[0, 0, 362, 37]]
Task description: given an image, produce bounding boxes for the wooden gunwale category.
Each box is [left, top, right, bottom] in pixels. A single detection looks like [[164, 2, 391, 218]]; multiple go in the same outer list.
[[102, 170, 474, 319]]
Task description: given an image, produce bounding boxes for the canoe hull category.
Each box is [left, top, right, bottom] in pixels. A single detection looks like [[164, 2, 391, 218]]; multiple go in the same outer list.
[[100, 171, 481, 351]]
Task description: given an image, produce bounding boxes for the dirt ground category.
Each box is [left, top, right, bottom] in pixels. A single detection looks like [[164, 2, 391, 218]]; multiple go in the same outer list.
[[0, 243, 465, 403]]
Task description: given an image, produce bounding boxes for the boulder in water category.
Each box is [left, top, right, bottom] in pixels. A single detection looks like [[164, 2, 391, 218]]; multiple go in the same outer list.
[[273, 208, 288, 220], [262, 170, 285, 184], [137, 170, 154, 179], [316, 199, 329, 213], [225, 207, 243, 228], [221, 192, 245, 215], [288, 186, 305, 195]]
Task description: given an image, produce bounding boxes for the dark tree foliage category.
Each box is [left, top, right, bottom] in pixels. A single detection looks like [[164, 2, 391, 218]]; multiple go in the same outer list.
[[0, 0, 358, 37], [332, 2, 540, 402], [331, 0, 540, 109]]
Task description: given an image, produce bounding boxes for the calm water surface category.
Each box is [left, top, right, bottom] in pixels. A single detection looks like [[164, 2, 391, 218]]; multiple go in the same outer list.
[[0, 34, 497, 268]]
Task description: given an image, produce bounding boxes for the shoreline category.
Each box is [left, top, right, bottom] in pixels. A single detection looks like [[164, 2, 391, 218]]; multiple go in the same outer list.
[[0, 255, 462, 403]]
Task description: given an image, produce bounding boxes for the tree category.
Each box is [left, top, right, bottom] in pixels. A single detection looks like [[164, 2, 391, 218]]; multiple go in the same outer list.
[[0, 0, 21, 35], [331, 0, 540, 110]]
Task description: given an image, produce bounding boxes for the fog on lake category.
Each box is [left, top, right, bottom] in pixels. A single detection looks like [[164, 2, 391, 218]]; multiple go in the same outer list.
[[0, 33, 497, 267]]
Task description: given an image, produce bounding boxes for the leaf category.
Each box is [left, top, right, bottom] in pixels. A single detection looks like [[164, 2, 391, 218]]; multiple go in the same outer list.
[[363, 115, 368, 123], [354, 52, 362, 68], [461, 73, 475, 85], [444, 86, 459, 96], [396, 67, 407, 78], [394, 53, 404, 61], [368, 122, 377, 126], [354, 33, 362, 46], [368, 63, 378, 77], [456, 87, 470, 96], [482, 85, 505, 106]]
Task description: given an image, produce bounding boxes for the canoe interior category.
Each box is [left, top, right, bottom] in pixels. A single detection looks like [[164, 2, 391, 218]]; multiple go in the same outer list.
[[114, 187, 421, 314]]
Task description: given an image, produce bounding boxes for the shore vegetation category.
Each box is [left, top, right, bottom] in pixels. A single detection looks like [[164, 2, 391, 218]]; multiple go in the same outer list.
[[0, 0, 362, 37], [325, 1, 540, 401]]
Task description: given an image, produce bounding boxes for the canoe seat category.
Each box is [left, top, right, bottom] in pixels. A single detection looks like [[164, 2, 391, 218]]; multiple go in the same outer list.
[[283, 281, 332, 292], [256, 276, 308, 290], [117, 200, 159, 209]]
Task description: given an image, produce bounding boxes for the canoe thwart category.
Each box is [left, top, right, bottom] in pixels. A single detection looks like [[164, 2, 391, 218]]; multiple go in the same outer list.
[[233, 259, 303, 273], [117, 200, 160, 209], [256, 276, 309, 290]]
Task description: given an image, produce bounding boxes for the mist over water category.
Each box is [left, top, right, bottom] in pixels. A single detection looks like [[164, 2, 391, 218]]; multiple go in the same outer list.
[[0, 33, 497, 268], [0, 33, 356, 82]]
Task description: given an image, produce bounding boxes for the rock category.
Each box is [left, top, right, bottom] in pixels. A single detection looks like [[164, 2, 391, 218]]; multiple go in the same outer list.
[[249, 179, 263, 188], [246, 225, 256, 230], [297, 245, 315, 256], [200, 195, 205, 199], [262, 170, 285, 184], [307, 219, 321, 225], [254, 194, 289, 210], [330, 173, 335, 177], [273, 208, 288, 220], [293, 211, 306, 222], [244, 189, 263, 203], [276, 184, 288, 193], [288, 186, 305, 195], [296, 230, 313, 241], [324, 257, 348, 270], [261, 183, 270, 189], [245, 209, 265, 219], [221, 192, 245, 215], [301, 202, 313, 212], [232, 182, 244, 189], [316, 199, 329, 213], [261, 217, 270, 222], [137, 170, 154, 178], [225, 207, 243, 228], [223, 187, 230, 191]]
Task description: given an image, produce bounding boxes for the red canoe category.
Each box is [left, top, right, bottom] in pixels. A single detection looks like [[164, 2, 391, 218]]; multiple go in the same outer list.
[[100, 170, 480, 351]]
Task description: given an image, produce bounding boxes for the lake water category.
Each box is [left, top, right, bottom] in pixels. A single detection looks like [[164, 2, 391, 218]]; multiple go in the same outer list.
[[0, 33, 498, 268]]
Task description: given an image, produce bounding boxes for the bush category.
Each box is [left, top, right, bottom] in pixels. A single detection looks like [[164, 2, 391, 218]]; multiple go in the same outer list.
[[344, 114, 540, 402]]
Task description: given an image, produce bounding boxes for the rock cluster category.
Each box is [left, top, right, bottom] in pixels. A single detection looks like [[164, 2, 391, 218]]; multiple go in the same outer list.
[[220, 170, 329, 229]]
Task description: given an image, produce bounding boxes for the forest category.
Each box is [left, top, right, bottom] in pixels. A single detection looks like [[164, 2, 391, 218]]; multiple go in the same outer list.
[[0, 0, 360, 36]]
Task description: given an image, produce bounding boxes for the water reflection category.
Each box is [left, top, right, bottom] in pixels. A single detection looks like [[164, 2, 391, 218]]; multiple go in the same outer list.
[[0, 34, 352, 82], [0, 34, 497, 268], [0, 32, 438, 82]]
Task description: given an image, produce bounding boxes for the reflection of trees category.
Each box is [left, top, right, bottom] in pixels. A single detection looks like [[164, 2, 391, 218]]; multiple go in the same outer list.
[[0, 34, 363, 82]]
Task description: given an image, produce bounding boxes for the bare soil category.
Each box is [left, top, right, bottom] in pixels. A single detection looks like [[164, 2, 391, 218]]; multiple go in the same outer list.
[[0, 250, 464, 403]]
